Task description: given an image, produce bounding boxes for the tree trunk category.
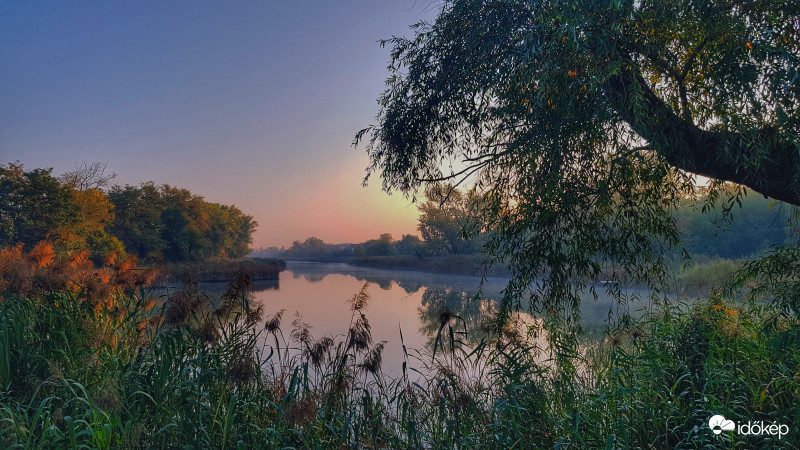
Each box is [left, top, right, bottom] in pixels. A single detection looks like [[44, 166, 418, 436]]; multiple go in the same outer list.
[[605, 68, 800, 207]]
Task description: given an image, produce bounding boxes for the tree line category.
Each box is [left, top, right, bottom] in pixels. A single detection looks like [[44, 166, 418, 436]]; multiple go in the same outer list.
[[277, 234, 428, 260], [273, 185, 485, 260], [0, 162, 256, 264], [675, 193, 795, 259], [270, 184, 793, 262]]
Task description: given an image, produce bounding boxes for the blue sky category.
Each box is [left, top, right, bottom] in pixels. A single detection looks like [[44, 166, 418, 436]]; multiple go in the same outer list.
[[1, 1, 437, 247]]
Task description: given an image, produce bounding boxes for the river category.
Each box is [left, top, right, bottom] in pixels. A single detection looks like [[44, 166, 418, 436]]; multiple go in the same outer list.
[[233, 261, 653, 378]]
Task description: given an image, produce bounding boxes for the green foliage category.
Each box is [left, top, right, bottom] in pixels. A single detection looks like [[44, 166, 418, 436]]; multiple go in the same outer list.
[[283, 236, 346, 259], [395, 234, 425, 256], [417, 184, 484, 255], [0, 163, 124, 262], [674, 257, 741, 294], [284, 234, 427, 259], [357, 0, 800, 326], [283, 204, 483, 262], [0, 163, 77, 249], [587, 298, 800, 448], [732, 238, 800, 316], [110, 183, 257, 262], [355, 233, 398, 257], [675, 193, 794, 259], [107, 183, 167, 260]]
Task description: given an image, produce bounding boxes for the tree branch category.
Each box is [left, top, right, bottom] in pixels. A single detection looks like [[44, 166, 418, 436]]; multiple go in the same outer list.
[[604, 68, 800, 206]]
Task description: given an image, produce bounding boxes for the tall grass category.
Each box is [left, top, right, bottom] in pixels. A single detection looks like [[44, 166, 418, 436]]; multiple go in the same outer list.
[[1, 273, 798, 448], [673, 257, 743, 295]]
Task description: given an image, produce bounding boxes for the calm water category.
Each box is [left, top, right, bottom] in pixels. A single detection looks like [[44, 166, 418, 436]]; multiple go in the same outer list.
[[236, 261, 653, 377]]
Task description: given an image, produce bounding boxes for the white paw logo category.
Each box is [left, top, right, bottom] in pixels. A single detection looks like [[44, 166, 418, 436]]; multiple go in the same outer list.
[[709, 415, 735, 435]]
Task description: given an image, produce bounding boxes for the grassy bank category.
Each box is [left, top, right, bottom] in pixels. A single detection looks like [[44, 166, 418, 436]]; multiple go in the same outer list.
[[345, 254, 510, 276], [316, 253, 744, 295], [1, 273, 798, 448], [674, 257, 742, 292]]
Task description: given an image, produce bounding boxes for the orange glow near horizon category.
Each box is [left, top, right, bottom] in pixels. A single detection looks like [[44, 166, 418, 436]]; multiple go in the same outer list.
[[250, 176, 422, 248]]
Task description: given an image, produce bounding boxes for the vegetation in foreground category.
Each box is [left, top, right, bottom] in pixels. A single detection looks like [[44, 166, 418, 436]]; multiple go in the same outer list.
[[1, 265, 798, 448]]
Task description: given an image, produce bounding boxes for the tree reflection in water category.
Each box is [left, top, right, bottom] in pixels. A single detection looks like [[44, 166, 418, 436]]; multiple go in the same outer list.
[[416, 285, 549, 360], [270, 262, 649, 370]]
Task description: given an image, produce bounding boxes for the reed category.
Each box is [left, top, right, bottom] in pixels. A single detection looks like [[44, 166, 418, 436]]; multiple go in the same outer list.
[[1, 273, 798, 448]]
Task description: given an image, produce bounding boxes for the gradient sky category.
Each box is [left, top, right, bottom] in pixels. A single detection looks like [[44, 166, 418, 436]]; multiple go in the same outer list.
[[1, 1, 438, 248]]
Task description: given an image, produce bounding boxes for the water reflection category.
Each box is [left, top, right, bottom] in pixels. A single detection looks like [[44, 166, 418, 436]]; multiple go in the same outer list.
[[284, 262, 648, 333], [292, 270, 325, 283], [418, 286, 492, 347], [292, 263, 417, 292], [248, 262, 651, 373]]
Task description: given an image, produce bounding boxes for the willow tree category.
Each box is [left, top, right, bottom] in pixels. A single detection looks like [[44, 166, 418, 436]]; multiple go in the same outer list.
[[357, 0, 800, 323]]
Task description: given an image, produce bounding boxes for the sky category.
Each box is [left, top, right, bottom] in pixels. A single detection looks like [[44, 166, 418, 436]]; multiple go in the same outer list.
[[0, 1, 438, 248]]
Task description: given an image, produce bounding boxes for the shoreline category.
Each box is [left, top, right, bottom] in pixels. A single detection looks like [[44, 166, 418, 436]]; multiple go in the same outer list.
[[281, 254, 510, 277], [152, 257, 286, 284], [281, 254, 742, 297]]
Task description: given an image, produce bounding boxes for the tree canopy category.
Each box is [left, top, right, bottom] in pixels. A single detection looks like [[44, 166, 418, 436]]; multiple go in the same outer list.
[[358, 0, 800, 320], [0, 163, 123, 259], [108, 183, 257, 261], [418, 184, 484, 255], [0, 163, 257, 264], [0, 164, 77, 249]]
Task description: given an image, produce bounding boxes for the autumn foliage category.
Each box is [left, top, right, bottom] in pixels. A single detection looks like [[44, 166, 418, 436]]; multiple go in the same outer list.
[[1, 162, 257, 265], [0, 240, 157, 308]]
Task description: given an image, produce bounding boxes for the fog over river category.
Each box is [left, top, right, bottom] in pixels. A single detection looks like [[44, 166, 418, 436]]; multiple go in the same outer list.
[[191, 262, 653, 376]]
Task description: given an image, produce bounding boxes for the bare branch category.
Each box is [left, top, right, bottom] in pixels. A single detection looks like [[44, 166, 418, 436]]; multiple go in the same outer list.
[[60, 162, 118, 191]]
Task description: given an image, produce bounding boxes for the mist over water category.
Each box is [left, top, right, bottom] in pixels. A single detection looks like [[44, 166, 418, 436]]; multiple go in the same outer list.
[[245, 262, 653, 375]]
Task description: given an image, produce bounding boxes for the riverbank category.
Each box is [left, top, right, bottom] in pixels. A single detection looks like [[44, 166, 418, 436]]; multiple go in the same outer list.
[[156, 257, 286, 283], [290, 254, 746, 297], [670, 256, 744, 295], [345, 254, 510, 276]]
